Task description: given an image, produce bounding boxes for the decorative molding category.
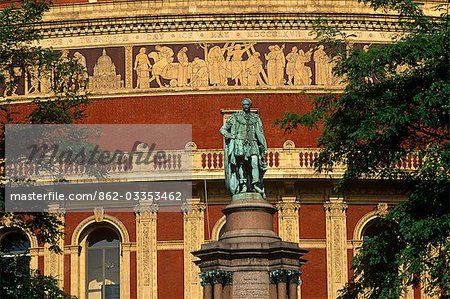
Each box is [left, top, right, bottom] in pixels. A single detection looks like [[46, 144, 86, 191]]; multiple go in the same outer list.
[[70, 214, 130, 245], [135, 202, 158, 299], [125, 46, 133, 89], [299, 239, 326, 249], [211, 215, 226, 241], [283, 140, 296, 149], [324, 197, 348, 299], [156, 240, 184, 250], [38, 12, 406, 40], [93, 206, 104, 222], [183, 197, 206, 299], [352, 202, 389, 242]]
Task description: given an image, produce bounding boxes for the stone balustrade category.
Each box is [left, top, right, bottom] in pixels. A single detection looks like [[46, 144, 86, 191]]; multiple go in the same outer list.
[[3, 148, 423, 182]]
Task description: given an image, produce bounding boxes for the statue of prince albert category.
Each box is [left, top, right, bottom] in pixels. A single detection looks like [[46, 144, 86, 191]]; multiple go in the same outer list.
[[220, 98, 267, 198]]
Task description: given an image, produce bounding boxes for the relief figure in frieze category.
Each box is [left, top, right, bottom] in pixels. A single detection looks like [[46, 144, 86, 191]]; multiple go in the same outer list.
[[177, 47, 190, 87], [208, 46, 227, 86], [74, 52, 88, 90], [265, 44, 285, 85], [134, 47, 151, 89], [314, 45, 333, 85], [244, 52, 265, 86], [190, 57, 208, 87], [227, 43, 253, 86], [286, 46, 299, 85], [28, 65, 40, 94], [148, 45, 177, 87], [1, 66, 21, 97], [294, 48, 313, 85]]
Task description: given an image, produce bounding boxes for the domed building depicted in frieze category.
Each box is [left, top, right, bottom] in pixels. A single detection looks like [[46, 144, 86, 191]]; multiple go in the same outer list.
[[0, 0, 442, 298]]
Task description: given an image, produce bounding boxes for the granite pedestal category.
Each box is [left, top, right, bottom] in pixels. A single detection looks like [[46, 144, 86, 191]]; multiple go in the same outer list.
[[193, 193, 308, 299]]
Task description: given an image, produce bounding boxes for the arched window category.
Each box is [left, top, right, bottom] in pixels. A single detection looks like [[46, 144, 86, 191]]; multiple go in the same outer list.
[[86, 226, 120, 299], [0, 228, 31, 257], [0, 227, 32, 297], [361, 218, 387, 243]]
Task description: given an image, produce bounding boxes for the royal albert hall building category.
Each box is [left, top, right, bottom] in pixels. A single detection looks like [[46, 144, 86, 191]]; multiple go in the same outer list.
[[0, 0, 442, 298]]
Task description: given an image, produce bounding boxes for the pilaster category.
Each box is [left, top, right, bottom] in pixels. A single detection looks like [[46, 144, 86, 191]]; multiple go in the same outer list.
[[135, 202, 158, 299], [183, 197, 206, 299], [324, 197, 348, 299], [69, 245, 81, 297], [44, 205, 65, 288], [276, 196, 300, 243]]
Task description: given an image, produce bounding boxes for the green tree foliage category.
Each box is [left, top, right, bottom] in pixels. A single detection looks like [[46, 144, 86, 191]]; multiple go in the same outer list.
[[0, 255, 73, 299], [277, 1, 449, 297], [0, 1, 88, 298]]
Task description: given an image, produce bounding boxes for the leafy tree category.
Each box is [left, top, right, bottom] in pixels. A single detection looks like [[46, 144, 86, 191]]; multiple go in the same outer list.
[[0, 255, 73, 299], [0, 1, 88, 298], [277, 0, 449, 298]]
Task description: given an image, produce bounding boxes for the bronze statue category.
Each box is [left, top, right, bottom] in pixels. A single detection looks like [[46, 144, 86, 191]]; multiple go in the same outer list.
[[220, 98, 267, 198]]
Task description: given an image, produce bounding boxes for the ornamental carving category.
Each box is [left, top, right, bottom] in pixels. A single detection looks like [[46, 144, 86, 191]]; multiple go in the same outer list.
[[183, 199, 206, 299], [325, 198, 348, 299], [277, 197, 300, 243], [2, 42, 374, 100], [89, 49, 124, 91], [135, 202, 158, 298]]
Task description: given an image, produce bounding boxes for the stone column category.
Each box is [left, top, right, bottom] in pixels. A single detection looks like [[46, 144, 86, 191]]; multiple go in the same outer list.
[[269, 284, 278, 299], [199, 270, 232, 299], [223, 283, 232, 299], [288, 273, 301, 299], [270, 270, 301, 299], [69, 245, 80, 297], [121, 242, 132, 299], [276, 196, 301, 243], [135, 202, 158, 299], [125, 45, 133, 89], [213, 283, 223, 299], [324, 197, 348, 299], [203, 284, 213, 299], [44, 204, 65, 288], [183, 198, 206, 299]]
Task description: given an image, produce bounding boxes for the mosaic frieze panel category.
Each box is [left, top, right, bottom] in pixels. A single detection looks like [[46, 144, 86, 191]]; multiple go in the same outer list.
[[0, 42, 357, 100]]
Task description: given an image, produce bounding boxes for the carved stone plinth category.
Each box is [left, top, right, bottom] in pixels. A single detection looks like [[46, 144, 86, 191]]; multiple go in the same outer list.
[[193, 193, 307, 299]]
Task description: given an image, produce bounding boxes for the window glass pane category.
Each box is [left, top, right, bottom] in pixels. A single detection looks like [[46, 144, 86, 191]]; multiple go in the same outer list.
[[0, 230, 30, 254], [87, 249, 103, 299], [86, 226, 120, 299], [104, 248, 120, 285]]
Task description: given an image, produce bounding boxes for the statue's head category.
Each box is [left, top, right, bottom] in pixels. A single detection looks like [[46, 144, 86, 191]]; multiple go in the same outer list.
[[242, 98, 252, 112]]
